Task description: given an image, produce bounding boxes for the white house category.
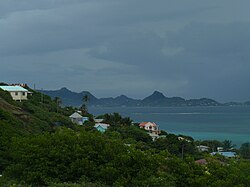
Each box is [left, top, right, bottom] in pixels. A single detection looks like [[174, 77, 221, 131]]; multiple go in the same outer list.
[[217, 147, 224, 152], [197, 145, 210, 152], [0, 86, 31, 101], [69, 112, 84, 125]]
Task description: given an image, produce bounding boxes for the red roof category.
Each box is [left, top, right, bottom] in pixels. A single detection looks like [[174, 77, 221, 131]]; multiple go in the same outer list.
[[139, 122, 158, 127]]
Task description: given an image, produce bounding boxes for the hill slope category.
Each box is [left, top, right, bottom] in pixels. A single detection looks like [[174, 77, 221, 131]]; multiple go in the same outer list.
[[0, 87, 76, 172]]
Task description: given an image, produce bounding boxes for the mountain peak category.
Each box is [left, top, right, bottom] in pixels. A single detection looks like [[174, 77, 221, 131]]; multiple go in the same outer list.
[[152, 91, 165, 97], [60, 87, 71, 92], [142, 91, 166, 102], [149, 91, 166, 99]]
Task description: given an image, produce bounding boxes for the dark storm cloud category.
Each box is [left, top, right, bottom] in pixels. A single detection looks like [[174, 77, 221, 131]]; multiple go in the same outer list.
[[163, 22, 250, 100], [90, 32, 165, 65], [87, 21, 250, 100], [1, 0, 250, 101], [167, 22, 250, 59], [0, 0, 216, 56]]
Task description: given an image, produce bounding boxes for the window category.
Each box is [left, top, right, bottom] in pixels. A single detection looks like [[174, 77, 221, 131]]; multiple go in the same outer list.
[[15, 92, 18, 96], [22, 92, 25, 96]]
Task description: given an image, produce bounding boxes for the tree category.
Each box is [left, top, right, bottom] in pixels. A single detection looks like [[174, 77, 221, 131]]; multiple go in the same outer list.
[[80, 94, 89, 115], [103, 113, 133, 127], [115, 126, 152, 143], [239, 142, 250, 159], [223, 140, 235, 151], [54, 97, 62, 113]]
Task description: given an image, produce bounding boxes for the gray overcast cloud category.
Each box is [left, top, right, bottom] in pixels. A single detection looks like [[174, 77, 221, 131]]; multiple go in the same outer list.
[[1, 0, 250, 102]]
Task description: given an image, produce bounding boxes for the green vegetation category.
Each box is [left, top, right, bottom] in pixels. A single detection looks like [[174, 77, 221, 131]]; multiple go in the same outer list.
[[80, 94, 90, 115], [240, 142, 250, 159], [0, 88, 74, 174], [0, 88, 250, 186]]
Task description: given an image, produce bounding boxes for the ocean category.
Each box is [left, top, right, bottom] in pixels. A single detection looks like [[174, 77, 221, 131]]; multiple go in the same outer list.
[[89, 106, 250, 147]]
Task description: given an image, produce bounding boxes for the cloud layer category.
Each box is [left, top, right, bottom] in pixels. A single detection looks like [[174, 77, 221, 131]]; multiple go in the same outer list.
[[1, 0, 250, 101]]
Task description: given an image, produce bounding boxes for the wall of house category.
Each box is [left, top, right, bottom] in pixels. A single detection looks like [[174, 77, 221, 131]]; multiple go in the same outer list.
[[71, 118, 83, 125], [144, 124, 158, 131], [10, 91, 28, 101]]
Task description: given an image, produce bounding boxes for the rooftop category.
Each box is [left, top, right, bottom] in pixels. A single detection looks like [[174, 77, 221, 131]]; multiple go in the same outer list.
[[94, 123, 110, 129], [69, 112, 83, 118], [139, 122, 158, 127], [0, 86, 29, 92]]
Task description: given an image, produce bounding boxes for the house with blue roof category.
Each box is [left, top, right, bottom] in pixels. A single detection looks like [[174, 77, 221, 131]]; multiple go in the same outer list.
[[0, 85, 31, 101], [94, 123, 110, 133]]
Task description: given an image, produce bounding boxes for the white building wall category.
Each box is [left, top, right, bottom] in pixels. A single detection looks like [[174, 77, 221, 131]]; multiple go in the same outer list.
[[10, 91, 28, 101]]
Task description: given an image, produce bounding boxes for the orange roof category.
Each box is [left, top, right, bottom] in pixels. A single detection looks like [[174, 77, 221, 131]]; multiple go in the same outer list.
[[139, 122, 158, 127]]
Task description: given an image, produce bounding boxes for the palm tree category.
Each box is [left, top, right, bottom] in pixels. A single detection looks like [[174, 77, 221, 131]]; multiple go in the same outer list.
[[83, 94, 89, 103], [81, 94, 89, 115], [54, 97, 62, 113], [223, 140, 235, 151]]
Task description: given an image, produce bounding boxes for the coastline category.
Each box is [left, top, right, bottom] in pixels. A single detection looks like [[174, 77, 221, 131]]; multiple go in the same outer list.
[[89, 105, 250, 146]]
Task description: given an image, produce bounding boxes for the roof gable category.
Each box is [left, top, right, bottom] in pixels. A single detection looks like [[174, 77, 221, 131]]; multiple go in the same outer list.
[[94, 123, 110, 129], [69, 112, 83, 118]]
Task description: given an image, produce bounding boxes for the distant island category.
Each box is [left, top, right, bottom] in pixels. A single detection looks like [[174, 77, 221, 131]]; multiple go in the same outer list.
[[40, 88, 250, 107]]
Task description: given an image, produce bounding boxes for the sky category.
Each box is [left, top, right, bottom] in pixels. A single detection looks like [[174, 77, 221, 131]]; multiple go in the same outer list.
[[1, 0, 250, 102]]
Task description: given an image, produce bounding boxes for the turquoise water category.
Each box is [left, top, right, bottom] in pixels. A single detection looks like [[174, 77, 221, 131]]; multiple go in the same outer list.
[[89, 106, 250, 146]]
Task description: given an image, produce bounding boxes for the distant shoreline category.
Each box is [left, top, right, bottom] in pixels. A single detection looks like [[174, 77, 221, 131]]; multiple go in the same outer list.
[[41, 88, 250, 107]]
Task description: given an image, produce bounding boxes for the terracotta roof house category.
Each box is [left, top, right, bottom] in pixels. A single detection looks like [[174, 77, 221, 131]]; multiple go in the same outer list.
[[139, 122, 160, 134], [139, 122, 161, 141], [0, 86, 31, 101]]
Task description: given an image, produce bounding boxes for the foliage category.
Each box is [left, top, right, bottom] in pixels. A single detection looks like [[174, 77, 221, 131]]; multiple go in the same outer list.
[[223, 140, 235, 151], [0, 89, 16, 105], [151, 133, 198, 158], [0, 87, 75, 174], [2, 129, 176, 186], [111, 125, 152, 143], [103, 112, 133, 126], [240, 142, 250, 159], [0, 108, 29, 173]]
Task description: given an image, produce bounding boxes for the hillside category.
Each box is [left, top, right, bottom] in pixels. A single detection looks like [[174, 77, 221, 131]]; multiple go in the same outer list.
[[1, 87, 250, 186], [41, 88, 222, 107], [0, 87, 76, 172], [0, 88, 74, 134]]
